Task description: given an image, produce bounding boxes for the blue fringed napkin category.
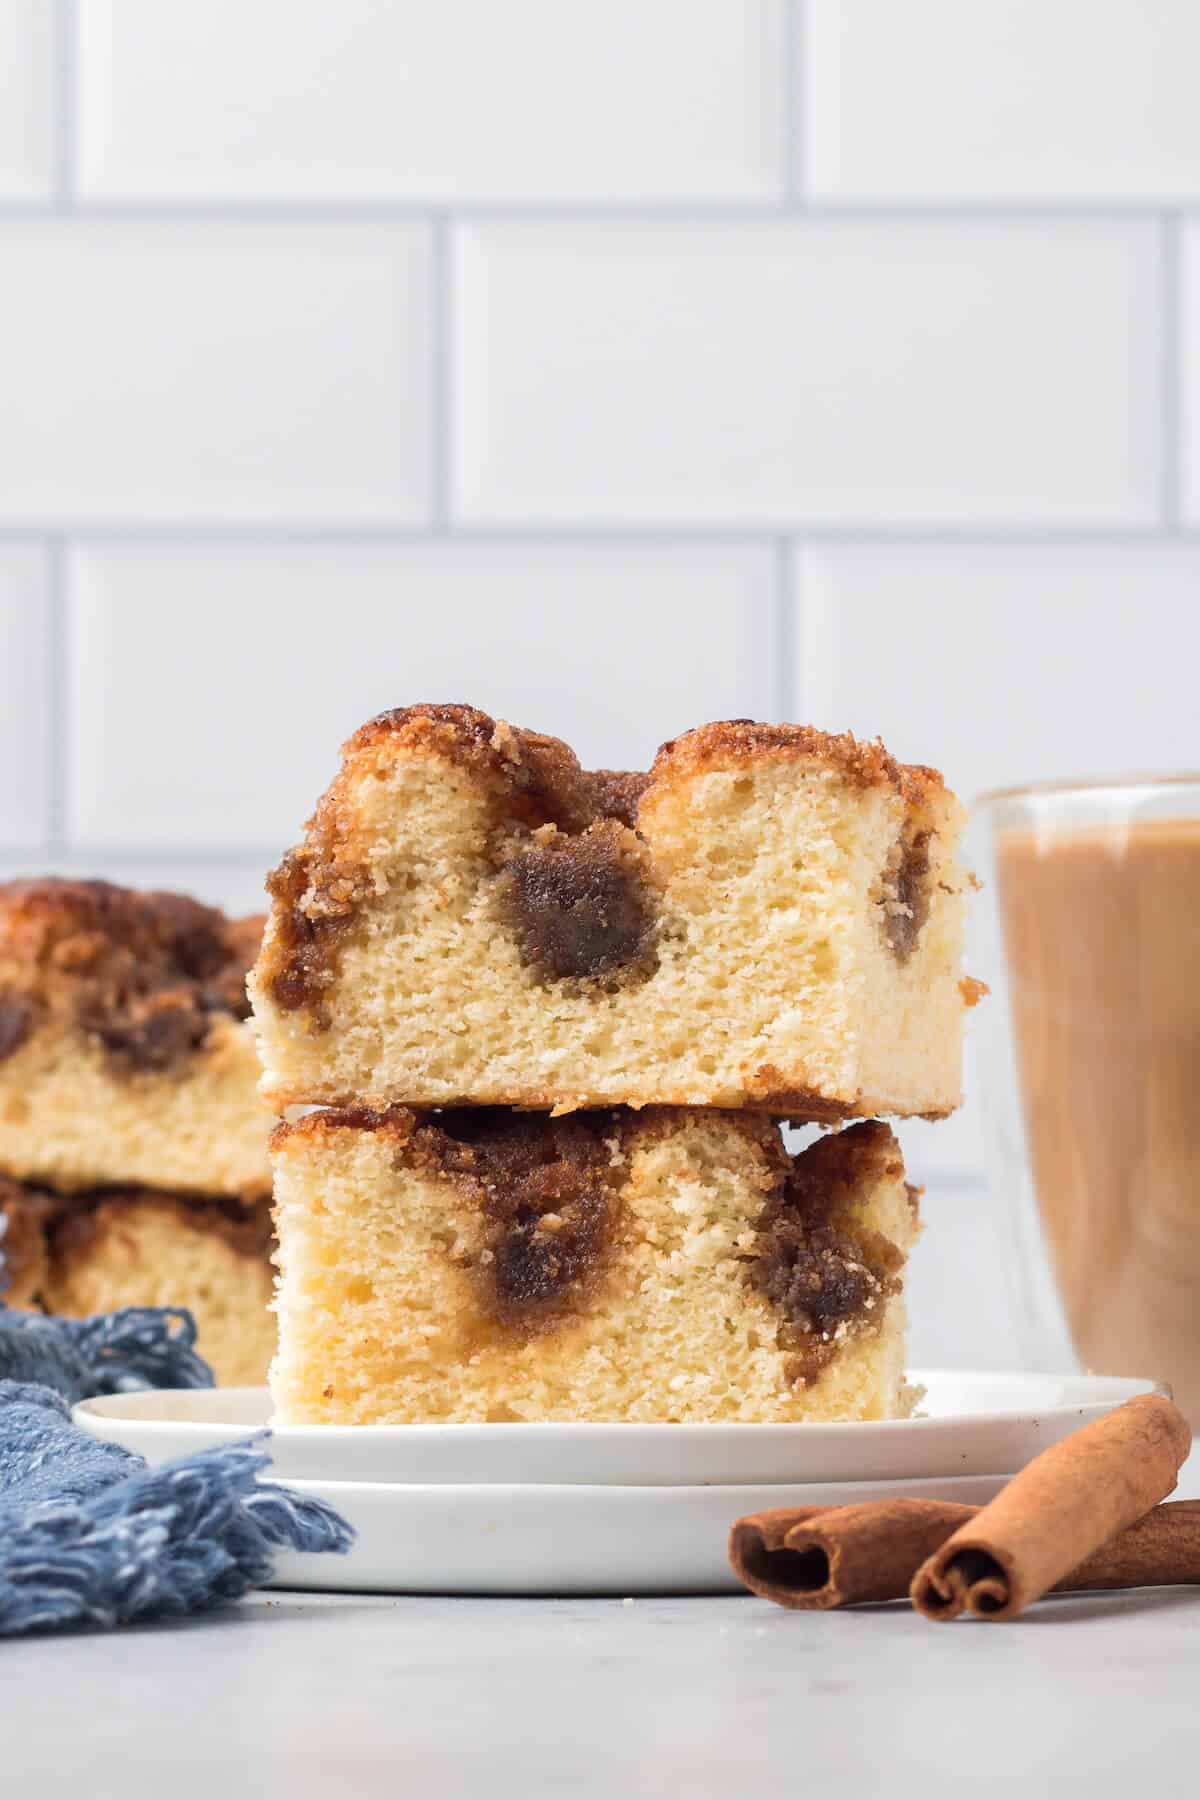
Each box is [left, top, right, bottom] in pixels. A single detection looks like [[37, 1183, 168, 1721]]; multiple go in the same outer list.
[[0, 1305, 352, 1635]]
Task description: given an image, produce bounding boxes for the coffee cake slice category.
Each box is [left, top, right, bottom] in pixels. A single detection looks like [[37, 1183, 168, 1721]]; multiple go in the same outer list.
[[0, 879, 274, 1199], [269, 1106, 920, 1426], [0, 1173, 275, 1387], [250, 706, 972, 1119]]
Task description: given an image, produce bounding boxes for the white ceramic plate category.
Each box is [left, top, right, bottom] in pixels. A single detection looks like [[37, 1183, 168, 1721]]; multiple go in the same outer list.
[[265, 1473, 1011, 1595], [73, 1369, 1160, 1487]]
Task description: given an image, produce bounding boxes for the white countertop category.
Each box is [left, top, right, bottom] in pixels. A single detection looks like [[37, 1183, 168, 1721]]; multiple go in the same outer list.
[[11, 1181, 1200, 1796], [12, 1577, 1200, 1798]]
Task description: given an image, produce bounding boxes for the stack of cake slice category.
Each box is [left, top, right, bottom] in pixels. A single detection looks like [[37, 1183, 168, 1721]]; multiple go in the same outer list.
[[0, 879, 278, 1384], [252, 705, 975, 1425]]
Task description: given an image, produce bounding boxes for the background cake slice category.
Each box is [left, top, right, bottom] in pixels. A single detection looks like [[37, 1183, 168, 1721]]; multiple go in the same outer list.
[[0, 1173, 276, 1387], [250, 705, 972, 1119], [269, 1105, 920, 1426], [0, 878, 274, 1199], [0, 1173, 52, 1309]]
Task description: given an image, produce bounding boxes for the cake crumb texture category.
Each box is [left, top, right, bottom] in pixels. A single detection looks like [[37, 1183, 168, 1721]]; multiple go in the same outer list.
[[0, 1173, 275, 1387], [251, 705, 972, 1119], [268, 1106, 919, 1425], [0, 878, 274, 1197]]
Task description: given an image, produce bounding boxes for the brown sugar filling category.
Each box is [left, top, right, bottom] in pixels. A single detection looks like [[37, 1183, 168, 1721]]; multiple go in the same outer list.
[[259, 703, 953, 1026], [82, 989, 213, 1073], [586, 770, 651, 831], [49, 1191, 274, 1266], [880, 827, 933, 962], [409, 1108, 624, 1333], [262, 847, 372, 1027], [0, 994, 34, 1062], [74, 916, 254, 1074], [496, 821, 660, 987], [747, 1122, 906, 1388], [0, 1173, 273, 1308], [0, 879, 258, 1075], [0, 1172, 54, 1297], [258, 703, 955, 1027], [259, 704, 658, 1026]]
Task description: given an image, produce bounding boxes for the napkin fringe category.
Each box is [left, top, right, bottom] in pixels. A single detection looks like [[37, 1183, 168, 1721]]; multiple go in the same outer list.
[[0, 1305, 352, 1636]]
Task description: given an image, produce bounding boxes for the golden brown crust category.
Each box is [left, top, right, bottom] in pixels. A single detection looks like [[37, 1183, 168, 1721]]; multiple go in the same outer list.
[[343, 705, 947, 814], [271, 1101, 787, 1161], [267, 1081, 930, 1120], [270, 1103, 420, 1154], [648, 719, 947, 808], [0, 878, 261, 988], [0, 878, 263, 1074], [747, 1070, 860, 1123], [342, 704, 608, 833]]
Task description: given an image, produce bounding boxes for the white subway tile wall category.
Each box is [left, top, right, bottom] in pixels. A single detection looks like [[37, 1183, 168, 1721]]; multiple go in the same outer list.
[[78, 0, 785, 203], [804, 0, 1200, 202], [454, 220, 1160, 524], [0, 1, 52, 198], [65, 543, 775, 850], [0, 223, 433, 523], [794, 546, 1200, 805], [0, 2, 1195, 1199], [794, 545, 1200, 1179]]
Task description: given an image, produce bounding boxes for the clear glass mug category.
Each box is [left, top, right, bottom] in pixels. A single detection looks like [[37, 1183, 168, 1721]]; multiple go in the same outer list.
[[972, 777, 1200, 1422]]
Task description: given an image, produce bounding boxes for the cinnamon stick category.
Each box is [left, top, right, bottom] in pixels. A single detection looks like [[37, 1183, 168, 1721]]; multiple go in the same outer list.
[[910, 1393, 1191, 1621], [1063, 1500, 1200, 1591], [729, 1498, 1200, 1610], [730, 1499, 974, 1609]]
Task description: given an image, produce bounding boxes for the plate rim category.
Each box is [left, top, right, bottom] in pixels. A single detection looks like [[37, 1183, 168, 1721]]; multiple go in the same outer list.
[[267, 1470, 1015, 1499], [74, 1367, 1166, 1436]]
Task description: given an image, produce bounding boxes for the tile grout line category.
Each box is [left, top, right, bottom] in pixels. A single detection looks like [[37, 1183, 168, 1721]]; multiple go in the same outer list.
[[0, 523, 1188, 545], [791, 545, 810, 722], [4, 197, 1200, 224], [791, 553, 838, 729], [44, 537, 69, 854], [429, 214, 452, 530], [53, 0, 77, 208], [770, 539, 795, 719], [1160, 212, 1184, 530]]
